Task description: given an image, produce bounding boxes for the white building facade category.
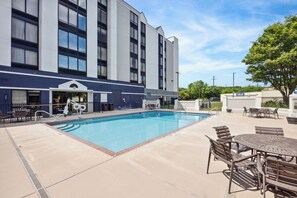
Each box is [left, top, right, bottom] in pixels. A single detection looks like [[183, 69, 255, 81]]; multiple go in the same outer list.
[[0, 0, 179, 113]]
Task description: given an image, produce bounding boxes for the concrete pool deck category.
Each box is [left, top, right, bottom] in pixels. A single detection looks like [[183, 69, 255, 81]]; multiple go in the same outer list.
[[1, 110, 296, 198]]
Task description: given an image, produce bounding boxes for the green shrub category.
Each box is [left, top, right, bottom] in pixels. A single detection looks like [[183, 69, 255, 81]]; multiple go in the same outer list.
[[261, 100, 288, 108]]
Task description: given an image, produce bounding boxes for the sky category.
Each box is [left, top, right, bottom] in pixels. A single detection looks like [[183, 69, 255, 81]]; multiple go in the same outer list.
[[125, 0, 297, 88]]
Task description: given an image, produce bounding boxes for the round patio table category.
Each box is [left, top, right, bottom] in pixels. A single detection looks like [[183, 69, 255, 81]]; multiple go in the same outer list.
[[234, 134, 297, 157]]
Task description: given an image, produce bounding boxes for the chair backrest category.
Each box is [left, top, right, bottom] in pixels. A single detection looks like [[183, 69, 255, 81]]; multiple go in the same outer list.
[[14, 110, 27, 117], [205, 135, 232, 163], [265, 158, 297, 192], [255, 126, 284, 136], [213, 125, 232, 139]]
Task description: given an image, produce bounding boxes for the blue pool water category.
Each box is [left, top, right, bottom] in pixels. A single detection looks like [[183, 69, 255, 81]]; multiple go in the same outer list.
[[54, 111, 210, 153]]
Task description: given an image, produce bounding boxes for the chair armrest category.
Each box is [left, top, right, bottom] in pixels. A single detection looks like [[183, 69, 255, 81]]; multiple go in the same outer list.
[[234, 153, 258, 163], [256, 154, 265, 175]]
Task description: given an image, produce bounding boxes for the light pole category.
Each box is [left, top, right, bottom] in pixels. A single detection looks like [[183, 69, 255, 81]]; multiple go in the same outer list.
[[232, 72, 236, 97]]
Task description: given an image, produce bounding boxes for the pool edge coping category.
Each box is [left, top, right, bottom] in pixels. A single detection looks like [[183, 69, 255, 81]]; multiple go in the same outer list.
[[46, 110, 213, 157]]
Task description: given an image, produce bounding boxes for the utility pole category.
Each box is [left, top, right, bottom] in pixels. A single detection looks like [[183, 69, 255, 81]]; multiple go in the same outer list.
[[232, 72, 236, 97], [212, 76, 216, 87]]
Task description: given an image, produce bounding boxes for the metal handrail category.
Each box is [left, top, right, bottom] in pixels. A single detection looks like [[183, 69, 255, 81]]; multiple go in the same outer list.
[[208, 107, 219, 115], [34, 110, 64, 122]]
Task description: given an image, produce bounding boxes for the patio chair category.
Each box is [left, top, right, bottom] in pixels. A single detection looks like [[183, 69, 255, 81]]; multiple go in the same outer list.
[[257, 155, 297, 198], [286, 117, 297, 124], [213, 125, 251, 153], [205, 135, 257, 194], [12, 110, 28, 122], [0, 111, 11, 123], [249, 108, 260, 117], [243, 107, 250, 116], [255, 126, 284, 136], [270, 108, 279, 119]]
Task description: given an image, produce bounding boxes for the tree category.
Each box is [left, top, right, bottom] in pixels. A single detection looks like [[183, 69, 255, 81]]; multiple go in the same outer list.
[[188, 80, 208, 99], [178, 88, 190, 100], [243, 16, 297, 104]]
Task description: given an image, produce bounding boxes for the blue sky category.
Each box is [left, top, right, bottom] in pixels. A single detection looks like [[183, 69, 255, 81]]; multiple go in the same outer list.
[[125, 0, 297, 88]]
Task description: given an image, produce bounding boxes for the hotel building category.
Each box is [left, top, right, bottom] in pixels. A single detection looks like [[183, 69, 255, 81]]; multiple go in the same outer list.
[[0, 0, 179, 113]]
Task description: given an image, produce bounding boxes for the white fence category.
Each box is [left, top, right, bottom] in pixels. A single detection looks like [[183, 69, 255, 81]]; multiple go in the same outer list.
[[221, 93, 297, 117], [174, 100, 200, 111]]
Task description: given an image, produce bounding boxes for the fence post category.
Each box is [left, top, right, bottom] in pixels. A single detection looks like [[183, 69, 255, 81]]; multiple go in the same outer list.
[[289, 94, 297, 116], [142, 99, 146, 109], [221, 95, 228, 112], [194, 99, 200, 111]]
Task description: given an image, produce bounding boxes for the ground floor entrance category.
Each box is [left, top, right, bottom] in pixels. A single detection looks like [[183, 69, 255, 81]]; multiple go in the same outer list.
[[52, 91, 88, 114]]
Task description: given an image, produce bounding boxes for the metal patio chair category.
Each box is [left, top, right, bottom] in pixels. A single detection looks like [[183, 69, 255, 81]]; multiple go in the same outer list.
[[257, 155, 297, 198], [255, 126, 284, 136], [205, 135, 257, 194], [213, 125, 251, 153]]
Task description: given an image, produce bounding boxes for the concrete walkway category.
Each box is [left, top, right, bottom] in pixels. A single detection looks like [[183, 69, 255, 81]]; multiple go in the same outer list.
[[1, 110, 296, 198]]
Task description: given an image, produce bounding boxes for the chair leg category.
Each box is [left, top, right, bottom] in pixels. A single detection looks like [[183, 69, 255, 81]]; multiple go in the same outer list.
[[229, 164, 234, 194], [206, 148, 211, 174]]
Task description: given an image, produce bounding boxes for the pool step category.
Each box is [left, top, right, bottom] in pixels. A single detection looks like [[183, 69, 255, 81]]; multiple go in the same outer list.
[[65, 124, 81, 132]]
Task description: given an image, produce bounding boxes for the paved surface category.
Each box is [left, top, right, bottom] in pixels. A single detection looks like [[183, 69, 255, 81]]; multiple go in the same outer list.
[[1, 109, 296, 198]]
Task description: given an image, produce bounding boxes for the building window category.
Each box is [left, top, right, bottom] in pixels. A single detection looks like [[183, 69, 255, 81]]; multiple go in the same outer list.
[[130, 27, 138, 40], [78, 59, 86, 71], [98, 0, 107, 6], [98, 27, 107, 43], [12, 18, 38, 43], [78, 37, 86, 52], [59, 54, 86, 72], [130, 72, 138, 82], [69, 33, 78, 51], [130, 57, 138, 69], [130, 11, 138, 25], [69, 0, 78, 5], [97, 46, 107, 61], [12, 0, 38, 17], [98, 8, 107, 24], [141, 75, 146, 85], [78, 0, 86, 9], [59, 4, 87, 31], [98, 65, 107, 78], [141, 35, 145, 46], [58, 29, 86, 53], [12, 47, 37, 66], [78, 14, 86, 31], [141, 22, 146, 34], [130, 42, 138, 54], [141, 49, 145, 59], [58, 54, 68, 68], [141, 62, 145, 72], [59, 4, 68, 23]]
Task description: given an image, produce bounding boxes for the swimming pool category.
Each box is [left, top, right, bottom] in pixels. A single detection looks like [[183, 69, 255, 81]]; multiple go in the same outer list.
[[54, 111, 210, 154]]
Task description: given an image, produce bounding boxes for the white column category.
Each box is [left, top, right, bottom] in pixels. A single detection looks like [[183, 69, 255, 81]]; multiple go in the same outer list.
[[289, 94, 297, 116], [142, 99, 146, 109], [0, 0, 11, 66], [194, 99, 200, 111], [255, 96, 262, 108], [86, 0, 97, 78], [221, 95, 228, 112], [87, 91, 94, 113], [39, 0, 58, 72], [107, 0, 117, 80]]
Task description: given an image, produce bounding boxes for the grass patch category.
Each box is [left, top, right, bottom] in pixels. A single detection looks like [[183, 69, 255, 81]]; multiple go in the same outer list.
[[201, 102, 222, 111]]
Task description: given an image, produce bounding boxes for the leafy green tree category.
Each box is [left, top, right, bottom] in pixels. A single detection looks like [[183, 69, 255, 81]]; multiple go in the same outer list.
[[178, 88, 190, 100], [188, 80, 208, 99], [243, 16, 297, 104]]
